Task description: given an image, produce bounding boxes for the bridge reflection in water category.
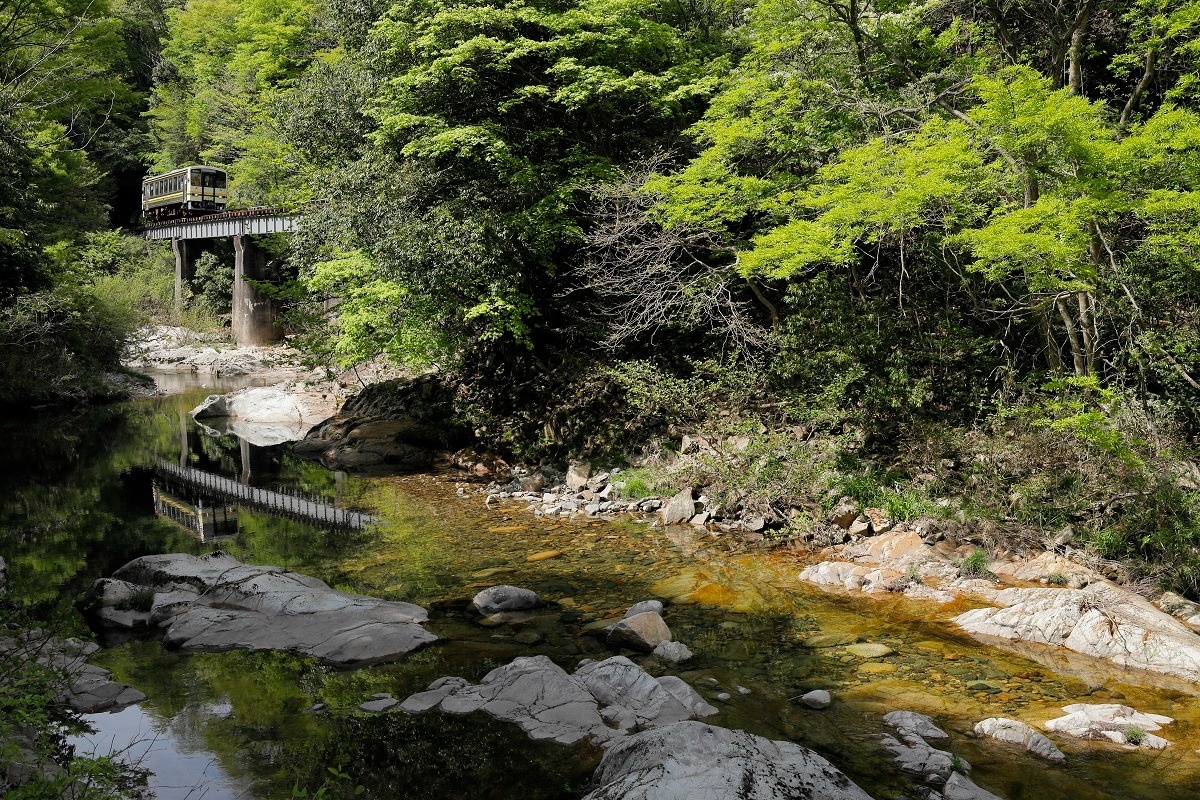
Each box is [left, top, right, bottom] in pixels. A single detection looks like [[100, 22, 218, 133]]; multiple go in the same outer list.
[[152, 482, 239, 542], [152, 460, 378, 540]]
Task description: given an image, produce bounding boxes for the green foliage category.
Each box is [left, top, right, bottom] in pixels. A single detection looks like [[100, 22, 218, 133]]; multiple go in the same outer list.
[[192, 251, 235, 315], [958, 549, 992, 578], [1125, 726, 1147, 746], [0, 607, 149, 799]]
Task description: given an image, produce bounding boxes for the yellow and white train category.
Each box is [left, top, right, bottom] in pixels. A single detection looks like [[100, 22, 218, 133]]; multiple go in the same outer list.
[[141, 166, 228, 220]]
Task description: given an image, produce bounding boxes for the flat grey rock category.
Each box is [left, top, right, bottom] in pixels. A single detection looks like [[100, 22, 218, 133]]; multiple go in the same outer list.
[[398, 655, 716, 746], [885, 710, 950, 739], [98, 552, 435, 666], [583, 721, 874, 800], [358, 697, 399, 713]]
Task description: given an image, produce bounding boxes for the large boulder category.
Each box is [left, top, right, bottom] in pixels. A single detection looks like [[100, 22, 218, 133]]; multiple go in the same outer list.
[[292, 375, 472, 470], [660, 489, 696, 526], [954, 584, 1200, 683], [192, 386, 336, 425], [95, 552, 435, 667], [191, 385, 340, 445], [583, 721, 874, 800], [398, 655, 717, 746]]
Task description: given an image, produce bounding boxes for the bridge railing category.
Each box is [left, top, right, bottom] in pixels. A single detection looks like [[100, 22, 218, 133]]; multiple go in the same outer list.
[[155, 461, 378, 530]]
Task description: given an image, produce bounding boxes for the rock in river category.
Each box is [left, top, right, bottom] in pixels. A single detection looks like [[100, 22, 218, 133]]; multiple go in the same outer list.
[[1043, 703, 1173, 749], [954, 583, 1200, 683], [607, 611, 672, 651], [583, 721, 874, 800], [398, 655, 716, 746], [472, 585, 541, 615], [974, 717, 1065, 763], [93, 551, 436, 667]]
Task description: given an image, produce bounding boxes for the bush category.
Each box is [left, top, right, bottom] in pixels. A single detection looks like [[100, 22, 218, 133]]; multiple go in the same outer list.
[[958, 549, 992, 578]]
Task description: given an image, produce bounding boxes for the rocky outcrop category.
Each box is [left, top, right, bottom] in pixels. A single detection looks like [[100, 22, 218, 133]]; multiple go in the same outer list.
[[398, 655, 717, 745], [973, 718, 1065, 763], [293, 375, 471, 470], [0, 631, 146, 714], [1043, 703, 1173, 749], [583, 721, 874, 800], [954, 584, 1200, 683], [800, 527, 1200, 686], [91, 552, 435, 666]]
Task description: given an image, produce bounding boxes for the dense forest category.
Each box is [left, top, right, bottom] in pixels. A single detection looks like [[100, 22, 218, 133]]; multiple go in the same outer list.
[[5, 0, 1200, 589]]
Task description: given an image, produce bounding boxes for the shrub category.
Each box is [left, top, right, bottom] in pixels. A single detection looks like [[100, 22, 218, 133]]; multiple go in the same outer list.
[[959, 549, 991, 578], [1125, 726, 1146, 746]]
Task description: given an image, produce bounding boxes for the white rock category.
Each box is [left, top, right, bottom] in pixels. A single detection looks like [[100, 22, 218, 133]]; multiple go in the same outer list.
[[974, 717, 1065, 763], [1044, 703, 1174, 748], [955, 584, 1200, 683]]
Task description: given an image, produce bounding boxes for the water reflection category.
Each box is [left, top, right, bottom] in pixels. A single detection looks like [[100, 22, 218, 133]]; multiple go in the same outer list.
[[70, 704, 246, 800], [151, 482, 239, 543]]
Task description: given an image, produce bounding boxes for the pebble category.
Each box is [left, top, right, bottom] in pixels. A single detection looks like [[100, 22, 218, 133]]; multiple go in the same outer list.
[[527, 550, 563, 562]]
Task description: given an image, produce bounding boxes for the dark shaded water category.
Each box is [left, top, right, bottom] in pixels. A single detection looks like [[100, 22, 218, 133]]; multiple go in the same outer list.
[[3, 386, 1200, 799]]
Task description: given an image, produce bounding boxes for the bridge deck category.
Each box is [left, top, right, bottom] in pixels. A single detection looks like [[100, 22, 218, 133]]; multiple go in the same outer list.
[[156, 461, 378, 529], [140, 207, 298, 240]]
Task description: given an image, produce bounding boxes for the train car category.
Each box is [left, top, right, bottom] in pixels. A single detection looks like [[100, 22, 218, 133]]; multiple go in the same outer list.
[[141, 166, 228, 220]]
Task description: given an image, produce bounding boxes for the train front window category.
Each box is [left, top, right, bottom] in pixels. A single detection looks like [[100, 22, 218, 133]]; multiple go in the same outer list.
[[190, 171, 201, 187]]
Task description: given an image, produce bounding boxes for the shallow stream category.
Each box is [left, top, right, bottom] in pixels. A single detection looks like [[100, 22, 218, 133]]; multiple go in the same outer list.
[[3, 381, 1199, 799]]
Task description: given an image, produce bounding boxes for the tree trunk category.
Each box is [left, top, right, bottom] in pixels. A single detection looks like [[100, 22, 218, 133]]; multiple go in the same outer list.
[[1067, 1, 1094, 95], [1057, 297, 1088, 377]]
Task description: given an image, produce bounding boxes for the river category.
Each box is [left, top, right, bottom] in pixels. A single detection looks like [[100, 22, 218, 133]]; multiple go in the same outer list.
[[2, 380, 1198, 799]]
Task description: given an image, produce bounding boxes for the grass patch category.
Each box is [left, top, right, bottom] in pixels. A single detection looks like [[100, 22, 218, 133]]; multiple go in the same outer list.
[[958, 548, 992, 578]]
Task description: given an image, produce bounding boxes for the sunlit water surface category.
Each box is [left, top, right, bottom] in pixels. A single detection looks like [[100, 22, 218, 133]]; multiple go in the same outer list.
[[4, 377, 1200, 799]]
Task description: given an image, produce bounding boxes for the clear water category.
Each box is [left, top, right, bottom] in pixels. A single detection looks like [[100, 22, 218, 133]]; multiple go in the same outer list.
[[3, 386, 1199, 800]]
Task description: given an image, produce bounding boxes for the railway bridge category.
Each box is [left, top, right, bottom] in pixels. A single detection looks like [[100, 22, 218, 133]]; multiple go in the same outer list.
[[141, 207, 299, 346]]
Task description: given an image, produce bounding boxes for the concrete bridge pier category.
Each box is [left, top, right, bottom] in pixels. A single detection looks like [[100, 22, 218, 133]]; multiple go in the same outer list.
[[232, 234, 281, 346], [172, 238, 198, 313]]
